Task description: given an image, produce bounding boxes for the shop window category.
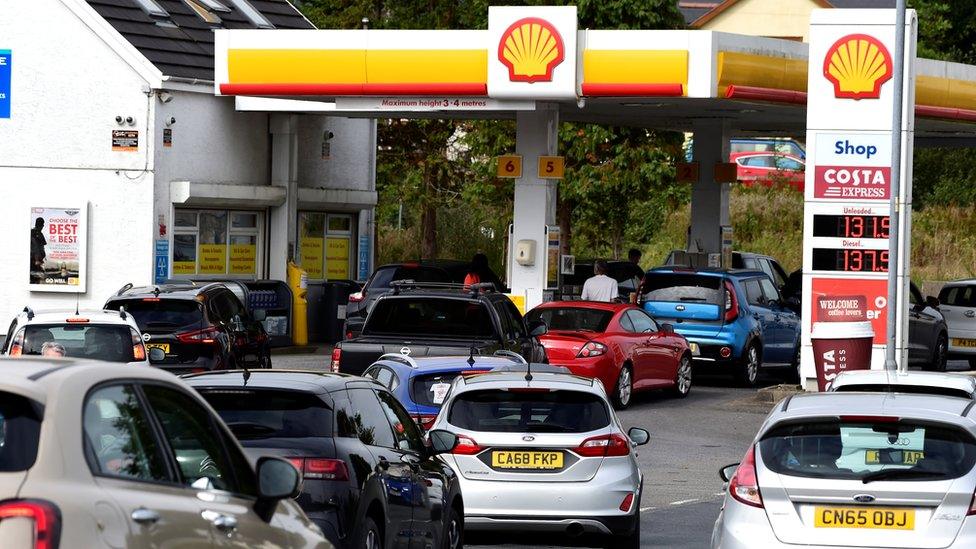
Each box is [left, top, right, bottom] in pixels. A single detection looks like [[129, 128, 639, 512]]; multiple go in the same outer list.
[[298, 212, 354, 280], [172, 209, 262, 278]]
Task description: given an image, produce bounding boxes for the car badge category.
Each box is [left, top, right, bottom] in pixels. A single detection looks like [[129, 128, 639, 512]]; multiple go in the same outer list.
[[142, 333, 151, 342], [675, 305, 686, 312], [966, 310, 975, 318], [853, 494, 876, 503], [400, 347, 411, 356], [522, 435, 535, 442]]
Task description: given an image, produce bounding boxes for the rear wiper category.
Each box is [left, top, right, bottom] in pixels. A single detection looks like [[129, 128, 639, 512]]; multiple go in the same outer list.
[[146, 321, 178, 327], [862, 469, 948, 484], [679, 297, 707, 302], [226, 422, 278, 438]]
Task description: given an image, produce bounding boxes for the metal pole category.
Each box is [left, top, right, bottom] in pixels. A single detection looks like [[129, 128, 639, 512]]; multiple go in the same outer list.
[[885, 0, 907, 372]]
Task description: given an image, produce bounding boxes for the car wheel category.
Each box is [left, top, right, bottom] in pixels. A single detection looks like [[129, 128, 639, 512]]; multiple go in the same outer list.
[[358, 516, 383, 549], [931, 333, 948, 372], [606, 507, 639, 549], [671, 355, 692, 398], [612, 365, 633, 410], [442, 504, 463, 549], [735, 344, 761, 388]]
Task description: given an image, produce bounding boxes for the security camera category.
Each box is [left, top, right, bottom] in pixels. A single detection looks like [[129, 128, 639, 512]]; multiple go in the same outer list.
[[166, 117, 176, 126], [115, 115, 123, 124], [323, 131, 334, 140], [125, 116, 135, 126]]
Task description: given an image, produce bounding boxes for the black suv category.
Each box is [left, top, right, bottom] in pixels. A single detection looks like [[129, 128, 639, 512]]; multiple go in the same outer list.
[[335, 283, 548, 376], [184, 369, 464, 549], [105, 283, 271, 373]]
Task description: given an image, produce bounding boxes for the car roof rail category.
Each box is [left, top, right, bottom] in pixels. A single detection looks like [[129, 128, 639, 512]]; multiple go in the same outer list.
[[22, 306, 34, 321], [492, 350, 527, 364], [377, 352, 419, 369], [118, 305, 127, 321], [390, 280, 474, 294], [116, 282, 134, 296]]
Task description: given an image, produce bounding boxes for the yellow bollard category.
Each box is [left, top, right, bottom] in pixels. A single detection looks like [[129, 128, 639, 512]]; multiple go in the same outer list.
[[287, 261, 309, 346]]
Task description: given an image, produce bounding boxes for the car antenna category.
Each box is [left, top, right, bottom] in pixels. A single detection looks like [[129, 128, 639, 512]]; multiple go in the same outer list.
[[467, 344, 476, 368], [242, 365, 251, 386], [525, 360, 533, 382], [75, 294, 80, 316]]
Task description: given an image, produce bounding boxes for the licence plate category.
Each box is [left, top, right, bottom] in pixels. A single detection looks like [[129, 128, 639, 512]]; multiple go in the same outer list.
[[953, 338, 976, 348], [491, 451, 563, 470], [145, 343, 170, 353], [865, 449, 924, 465], [814, 507, 914, 530]]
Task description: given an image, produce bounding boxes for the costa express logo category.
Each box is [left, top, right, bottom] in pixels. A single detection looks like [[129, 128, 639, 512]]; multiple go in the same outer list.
[[823, 34, 893, 100], [498, 17, 565, 83]]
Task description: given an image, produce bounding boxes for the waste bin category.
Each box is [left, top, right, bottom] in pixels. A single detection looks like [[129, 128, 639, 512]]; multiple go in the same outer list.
[[311, 280, 359, 344]]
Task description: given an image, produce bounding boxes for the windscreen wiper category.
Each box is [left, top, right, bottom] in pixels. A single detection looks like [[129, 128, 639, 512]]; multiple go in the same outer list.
[[862, 469, 948, 484]]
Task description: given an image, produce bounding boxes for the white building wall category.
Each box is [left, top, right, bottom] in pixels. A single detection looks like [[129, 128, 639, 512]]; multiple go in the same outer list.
[[0, 0, 155, 323], [297, 116, 374, 192]]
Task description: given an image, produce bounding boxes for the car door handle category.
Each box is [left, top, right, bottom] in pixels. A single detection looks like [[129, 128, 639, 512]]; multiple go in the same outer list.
[[131, 508, 160, 525], [210, 514, 238, 533], [752, 313, 760, 320], [377, 456, 390, 471]]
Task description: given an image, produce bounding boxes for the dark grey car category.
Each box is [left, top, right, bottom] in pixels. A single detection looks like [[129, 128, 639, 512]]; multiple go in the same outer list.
[[910, 282, 949, 370]]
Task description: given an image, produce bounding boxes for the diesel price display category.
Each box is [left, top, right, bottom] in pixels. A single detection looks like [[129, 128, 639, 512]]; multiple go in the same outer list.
[[812, 248, 889, 272], [812, 214, 890, 239]]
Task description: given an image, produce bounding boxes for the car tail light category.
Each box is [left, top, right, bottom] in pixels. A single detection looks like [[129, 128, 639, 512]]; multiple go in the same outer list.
[[840, 415, 901, 423], [0, 499, 61, 549], [287, 458, 349, 481], [176, 326, 218, 344], [728, 445, 763, 508], [348, 292, 364, 303], [65, 317, 89, 323], [968, 489, 976, 516], [619, 492, 635, 512], [413, 414, 438, 431], [460, 369, 490, 377], [451, 435, 483, 455], [330, 347, 341, 372], [724, 280, 739, 323], [130, 328, 146, 361], [8, 331, 24, 357], [577, 341, 608, 358], [575, 433, 630, 457], [345, 331, 353, 340]]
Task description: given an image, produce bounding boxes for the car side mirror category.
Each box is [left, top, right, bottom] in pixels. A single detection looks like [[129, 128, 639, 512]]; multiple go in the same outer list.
[[660, 323, 675, 334], [719, 463, 740, 483], [252, 308, 267, 322], [254, 457, 301, 522], [428, 429, 459, 455], [528, 320, 548, 337], [628, 427, 650, 446], [926, 296, 940, 309], [148, 347, 166, 363]]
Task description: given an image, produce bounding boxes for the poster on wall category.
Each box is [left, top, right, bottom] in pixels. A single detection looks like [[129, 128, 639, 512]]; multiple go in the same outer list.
[[0, 49, 10, 119], [29, 205, 88, 293]]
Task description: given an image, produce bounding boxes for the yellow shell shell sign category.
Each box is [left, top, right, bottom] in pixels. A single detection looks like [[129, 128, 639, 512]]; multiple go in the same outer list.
[[823, 34, 893, 100], [498, 17, 565, 83]]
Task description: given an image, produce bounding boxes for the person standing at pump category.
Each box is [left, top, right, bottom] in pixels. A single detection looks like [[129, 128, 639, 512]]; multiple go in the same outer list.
[[628, 248, 642, 269], [581, 260, 617, 302], [464, 253, 490, 288]]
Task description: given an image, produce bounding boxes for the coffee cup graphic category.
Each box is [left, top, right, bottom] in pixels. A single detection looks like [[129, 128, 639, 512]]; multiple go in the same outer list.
[[811, 320, 874, 391]]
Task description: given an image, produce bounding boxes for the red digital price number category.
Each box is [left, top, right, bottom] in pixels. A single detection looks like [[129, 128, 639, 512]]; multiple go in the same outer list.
[[812, 248, 889, 273], [813, 214, 890, 239]]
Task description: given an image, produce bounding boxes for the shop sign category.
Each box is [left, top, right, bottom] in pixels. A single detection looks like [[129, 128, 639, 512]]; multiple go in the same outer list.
[[299, 237, 324, 279], [487, 6, 577, 99], [29, 205, 88, 293], [199, 244, 227, 274], [326, 237, 350, 279], [229, 244, 256, 274], [0, 50, 10, 119]]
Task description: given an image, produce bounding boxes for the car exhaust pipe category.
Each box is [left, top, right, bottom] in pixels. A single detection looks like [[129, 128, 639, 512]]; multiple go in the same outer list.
[[566, 522, 585, 537]]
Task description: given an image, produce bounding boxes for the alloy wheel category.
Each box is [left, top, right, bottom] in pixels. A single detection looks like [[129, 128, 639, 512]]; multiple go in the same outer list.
[[746, 346, 759, 385], [676, 357, 692, 395], [617, 367, 632, 407], [366, 530, 380, 549], [447, 517, 461, 549]]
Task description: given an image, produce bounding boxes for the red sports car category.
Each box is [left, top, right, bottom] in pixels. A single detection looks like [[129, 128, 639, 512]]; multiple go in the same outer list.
[[525, 301, 693, 409]]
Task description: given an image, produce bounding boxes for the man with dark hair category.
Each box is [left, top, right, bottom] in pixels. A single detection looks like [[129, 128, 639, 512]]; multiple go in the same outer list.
[[628, 248, 642, 267], [581, 260, 617, 302]]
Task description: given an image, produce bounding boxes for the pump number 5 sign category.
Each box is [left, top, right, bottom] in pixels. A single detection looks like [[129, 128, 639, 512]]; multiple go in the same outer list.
[[538, 156, 565, 179]]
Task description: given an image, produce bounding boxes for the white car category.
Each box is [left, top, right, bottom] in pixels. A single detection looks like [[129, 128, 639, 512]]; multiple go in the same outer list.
[[939, 280, 976, 368], [828, 369, 976, 400], [2, 307, 157, 366], [430, 370, 649, 548]]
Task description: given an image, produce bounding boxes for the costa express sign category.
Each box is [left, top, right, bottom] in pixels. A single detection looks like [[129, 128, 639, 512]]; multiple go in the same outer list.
[[497, 18, 565, 83], [823, 34, 893, 100]]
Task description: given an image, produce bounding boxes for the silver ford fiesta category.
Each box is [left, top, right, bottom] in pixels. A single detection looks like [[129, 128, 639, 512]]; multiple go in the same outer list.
[[430, 370, 649, 548], [712, 391, 976, 548]]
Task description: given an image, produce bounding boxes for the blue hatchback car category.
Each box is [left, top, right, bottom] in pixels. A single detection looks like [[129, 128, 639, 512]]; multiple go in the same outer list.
[[639, 268, 800, 386], [363, 352, 527, 429]]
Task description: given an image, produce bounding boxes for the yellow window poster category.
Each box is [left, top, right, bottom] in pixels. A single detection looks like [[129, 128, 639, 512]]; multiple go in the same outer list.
[[173, 261, 195, 275], [199, 244, 227, 274], [300, 237, 324, 279], [229, 244, 256, 275], [326, 237, 350, 279]]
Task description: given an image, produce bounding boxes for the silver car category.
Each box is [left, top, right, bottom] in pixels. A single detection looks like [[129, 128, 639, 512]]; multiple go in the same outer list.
[[828, 369, 976, 399], [939, 280, 976, 368], [712, 391, 976, 548], [430, 370, 649, 548]]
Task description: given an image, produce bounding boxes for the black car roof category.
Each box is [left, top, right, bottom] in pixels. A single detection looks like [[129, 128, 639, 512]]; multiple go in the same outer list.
[[646, 267, 768, 278], [182, 369, 356, 393], [110, 283, 227, 299]]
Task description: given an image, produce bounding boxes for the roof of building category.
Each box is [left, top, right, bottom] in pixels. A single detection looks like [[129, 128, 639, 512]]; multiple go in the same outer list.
[[679, 0, 897, 27], [86, 0, 313, 80]]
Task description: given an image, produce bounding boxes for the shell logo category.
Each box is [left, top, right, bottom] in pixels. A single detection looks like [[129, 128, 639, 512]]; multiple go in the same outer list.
[[823, 34, 893, 100], [497, 17, 565, 83]]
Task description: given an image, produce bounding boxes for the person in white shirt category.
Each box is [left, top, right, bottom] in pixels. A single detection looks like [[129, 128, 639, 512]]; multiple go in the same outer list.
[[580, 260, 618, 302]]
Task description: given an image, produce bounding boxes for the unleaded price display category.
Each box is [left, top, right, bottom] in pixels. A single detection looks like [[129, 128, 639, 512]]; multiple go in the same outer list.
[[812, 248, 889, 273], [812, 214, 890, 239]]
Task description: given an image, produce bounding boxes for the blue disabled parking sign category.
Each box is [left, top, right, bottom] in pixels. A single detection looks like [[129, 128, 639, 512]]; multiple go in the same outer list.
[[0, 50, 10, 119]]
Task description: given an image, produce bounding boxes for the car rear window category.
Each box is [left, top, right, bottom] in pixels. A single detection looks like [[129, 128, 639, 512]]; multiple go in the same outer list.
[[939, 285, 976, 307], [197, 389, 332, 440], [368, 266, 451, 291], [759, 418, 976, 481], [448, 389, 611, 433], [832, 384, 974, 400], [410, 372, 488, 407], [107, 299, 204, 330], [0, 393, 42, 472], [20, 324, 135, 362], [641, 273, 723, 305], [525, 307, 613, 332], [365, 298, 495, 338]]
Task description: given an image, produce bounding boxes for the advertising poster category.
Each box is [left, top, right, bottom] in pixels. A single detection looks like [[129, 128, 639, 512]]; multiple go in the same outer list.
[[0, 50, 10, 119], [229, 243, 256, 275], [326, 237, 350, 279], [199, 244, 227, 274], [172, 235, 196, 274], [810, 277, 888, 345], [29, 205, 87, 292], [299, 237, 324, 278], [358, 235, 370, 280]]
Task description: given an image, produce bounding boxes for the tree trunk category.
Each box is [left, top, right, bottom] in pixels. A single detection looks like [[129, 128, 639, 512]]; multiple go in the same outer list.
[[420, 202, 437, 259]]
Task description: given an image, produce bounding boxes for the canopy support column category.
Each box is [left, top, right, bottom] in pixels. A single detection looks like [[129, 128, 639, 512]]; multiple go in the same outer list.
[[269, 113, 298, 281], [689, 120, 731, 256]]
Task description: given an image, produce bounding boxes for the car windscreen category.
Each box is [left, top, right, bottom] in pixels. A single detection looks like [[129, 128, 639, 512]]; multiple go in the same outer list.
[[365, 298, 495, 338], [0, 393, 42, 472], [525, 307, 613, 332], [641, 273, 723, 305], [832, 384, 974, 400], [939, 285, 976, 307], [758, 418, 976, 481], [107, 299, 203, 331], [197, 389, 332, 440], [448, 389, 611, 433], [20, 324, 135, 362], [368, 266, 452, 291]]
